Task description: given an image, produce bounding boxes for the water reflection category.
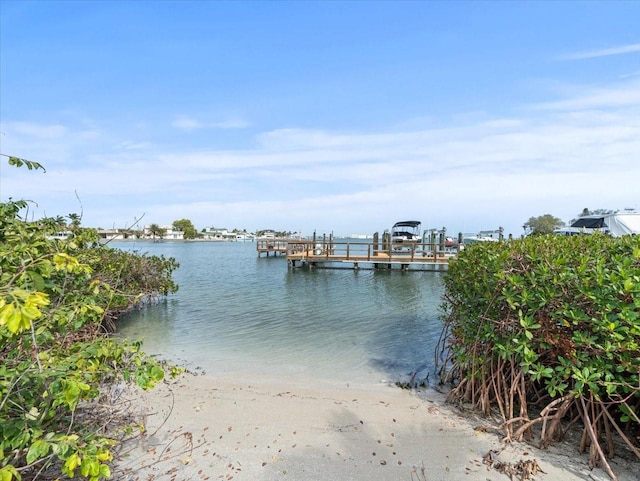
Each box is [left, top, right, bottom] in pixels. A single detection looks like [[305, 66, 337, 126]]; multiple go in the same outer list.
[[116, 242, 445, 384]]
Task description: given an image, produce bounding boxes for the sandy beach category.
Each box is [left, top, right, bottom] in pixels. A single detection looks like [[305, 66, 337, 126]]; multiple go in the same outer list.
[[113, 372, 637, 481]]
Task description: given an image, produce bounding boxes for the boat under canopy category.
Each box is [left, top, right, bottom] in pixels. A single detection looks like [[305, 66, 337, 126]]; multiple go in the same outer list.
[[391, 221, 422, 243]]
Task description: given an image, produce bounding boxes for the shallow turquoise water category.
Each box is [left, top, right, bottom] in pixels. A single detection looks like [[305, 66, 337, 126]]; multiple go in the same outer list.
[[115, 241, 445, 385]]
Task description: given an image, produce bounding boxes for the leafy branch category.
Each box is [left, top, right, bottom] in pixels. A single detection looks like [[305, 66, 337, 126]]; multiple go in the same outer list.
[[1, 154, 46, 173]]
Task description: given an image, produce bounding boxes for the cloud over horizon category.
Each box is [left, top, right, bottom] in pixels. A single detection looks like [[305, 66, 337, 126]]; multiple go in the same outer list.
[[2, 71, 638, 237]]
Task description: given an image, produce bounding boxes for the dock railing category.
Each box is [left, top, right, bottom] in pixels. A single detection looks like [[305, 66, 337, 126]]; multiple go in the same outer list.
[[256, 240, 289, 256]]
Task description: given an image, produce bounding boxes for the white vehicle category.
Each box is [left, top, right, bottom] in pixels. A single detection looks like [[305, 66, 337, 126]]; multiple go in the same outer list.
[[554, 211, 640, 237]]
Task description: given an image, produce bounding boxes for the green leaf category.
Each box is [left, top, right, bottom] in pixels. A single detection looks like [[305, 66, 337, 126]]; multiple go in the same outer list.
[[6, 309, 26, 333], [0, 465, 21, 481], [150, 365, 165, 382], [26, 439, 50, 464], [20, 305, 42, 321], [0, 304, 15, 327], [63, 452, 81, 477], [27, 270, 46, 291], [99, 464, 111, 477]]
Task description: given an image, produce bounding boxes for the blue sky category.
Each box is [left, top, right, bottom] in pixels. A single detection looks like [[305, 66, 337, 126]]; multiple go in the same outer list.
[[1, 1, 639, 237]]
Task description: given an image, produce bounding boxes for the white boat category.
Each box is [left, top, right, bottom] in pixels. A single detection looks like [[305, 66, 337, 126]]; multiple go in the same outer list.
[[391, 221, 421, 250], [554, 211, 640, 237], [462, 229, 502, 245], [46, 231, 73, 241]]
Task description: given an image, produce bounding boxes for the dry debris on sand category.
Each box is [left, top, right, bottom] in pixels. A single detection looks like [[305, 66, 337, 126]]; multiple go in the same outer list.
[[113, 372, 638, 481]]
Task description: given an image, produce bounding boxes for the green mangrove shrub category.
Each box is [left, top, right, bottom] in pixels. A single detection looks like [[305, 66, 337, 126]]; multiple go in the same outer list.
[[0, 199, 179, 481], [78, 244, 179, 332], [438, 234, 640, 479]]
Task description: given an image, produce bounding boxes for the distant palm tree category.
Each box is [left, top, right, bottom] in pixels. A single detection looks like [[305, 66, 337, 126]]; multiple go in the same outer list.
[[148, 223, 166, 241], [67, 213, 81, 231], [40, 215, 67, 231]]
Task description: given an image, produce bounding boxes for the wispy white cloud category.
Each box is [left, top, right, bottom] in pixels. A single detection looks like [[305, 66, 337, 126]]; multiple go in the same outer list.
[[171, 116, 204, 131], [211, 118, 250, 129], [171, 115, 250, 131], [619, 70, 640, 80], [2, 121, 68, 139], [115, 140, 153, 150], [533, 79, 640, 110], [560, 43, 640, 60]]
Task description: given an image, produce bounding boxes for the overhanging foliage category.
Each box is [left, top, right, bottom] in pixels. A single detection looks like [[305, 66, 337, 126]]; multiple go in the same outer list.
[[0, 199, 180, 481]]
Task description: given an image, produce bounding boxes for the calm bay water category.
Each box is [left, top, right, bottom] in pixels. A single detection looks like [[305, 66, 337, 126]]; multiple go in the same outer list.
[[116, 241, 446, 385]]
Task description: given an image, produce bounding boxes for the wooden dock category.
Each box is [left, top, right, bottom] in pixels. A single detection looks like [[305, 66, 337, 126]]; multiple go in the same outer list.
[[257, 228, 508, 270], [256, 240, 294, 256], [284, 240, 457, 270]]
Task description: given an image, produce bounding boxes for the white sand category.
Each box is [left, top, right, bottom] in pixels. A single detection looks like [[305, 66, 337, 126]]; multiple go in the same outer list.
[[113, 372, 637, 481]]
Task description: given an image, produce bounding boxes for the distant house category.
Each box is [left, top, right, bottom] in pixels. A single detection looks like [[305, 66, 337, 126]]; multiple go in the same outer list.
[[143, 225, 184, 240], [97, 229, 127, 241], [201, 227, 256, 241], [202, 227, 236, 241], [164, 226, 184, 240], [259, 229, 277, 240]]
